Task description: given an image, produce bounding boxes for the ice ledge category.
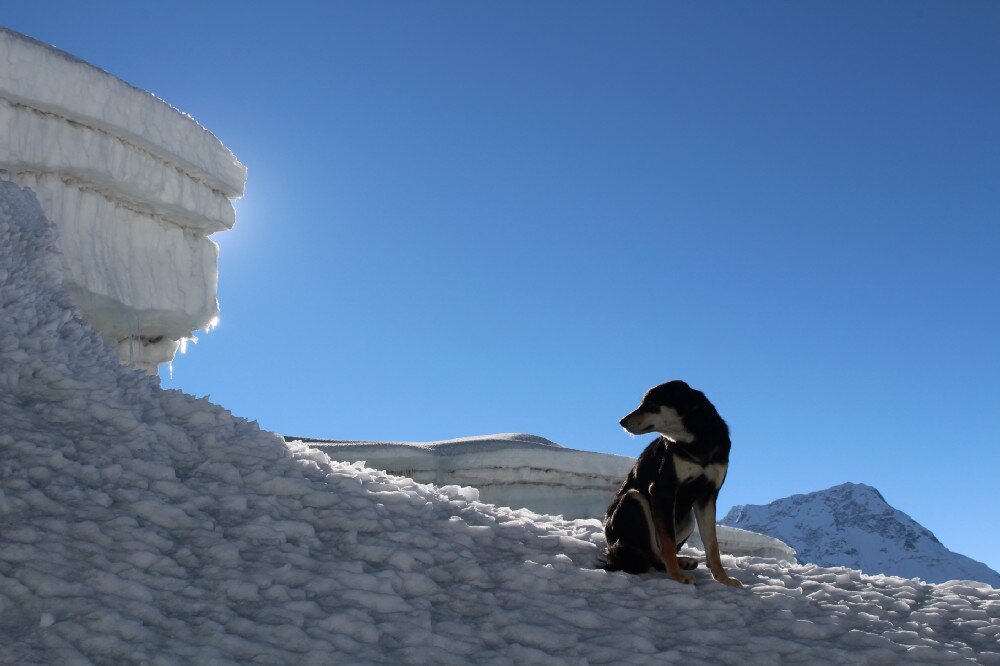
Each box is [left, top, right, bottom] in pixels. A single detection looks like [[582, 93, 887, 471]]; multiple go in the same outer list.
[[0, 25, 246, 372], [0, 26, 246, 196]]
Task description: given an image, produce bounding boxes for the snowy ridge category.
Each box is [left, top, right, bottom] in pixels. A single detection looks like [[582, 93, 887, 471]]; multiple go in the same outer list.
[[306, 434, 798, 560], [300, 433, 634, 520], [2, 181, 999, 662], [0, 26, 246, 372], [722, 482, 1000, 587]]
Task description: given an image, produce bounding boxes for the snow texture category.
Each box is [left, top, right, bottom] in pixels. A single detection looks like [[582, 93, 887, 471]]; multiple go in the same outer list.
[[687, 525, 798, 563], [302, 433, 634, 520], [306, 434, 798, 562], [2, 182, 998, 663], [0, 26, 245, 373], [722, 482, 1000, 588]]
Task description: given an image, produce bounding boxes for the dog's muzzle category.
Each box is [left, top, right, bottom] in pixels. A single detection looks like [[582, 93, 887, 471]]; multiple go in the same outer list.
[[620, 411, 649, 435]]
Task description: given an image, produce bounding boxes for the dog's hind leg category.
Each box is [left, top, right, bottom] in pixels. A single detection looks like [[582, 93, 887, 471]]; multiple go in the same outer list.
[[673, 510, 698, 570], [648, 482, 694, 584], [624, 489, 661, 557]]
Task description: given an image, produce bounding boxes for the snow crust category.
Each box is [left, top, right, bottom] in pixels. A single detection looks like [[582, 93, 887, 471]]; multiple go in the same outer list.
[[2, 181, 999, 663], [0, 26, 244, 373], [303, 434, 634, 520], [688, 526, 798, 563], [723, 482, 1000, 588]]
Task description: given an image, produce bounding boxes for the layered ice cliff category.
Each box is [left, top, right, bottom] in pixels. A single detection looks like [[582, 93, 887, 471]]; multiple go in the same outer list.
[[0, 26, 245, 373]]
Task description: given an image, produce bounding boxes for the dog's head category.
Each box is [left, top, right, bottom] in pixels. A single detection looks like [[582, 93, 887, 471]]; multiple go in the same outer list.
[[619, 380, 711, 443]]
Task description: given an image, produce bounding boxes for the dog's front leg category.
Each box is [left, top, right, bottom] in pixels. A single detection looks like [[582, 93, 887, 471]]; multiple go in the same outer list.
[[648, 482, 694, 584], [693, 495, 742, 587]]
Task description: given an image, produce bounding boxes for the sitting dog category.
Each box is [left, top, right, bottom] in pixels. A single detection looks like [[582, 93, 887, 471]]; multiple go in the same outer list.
[[602, 380, 742, 587]]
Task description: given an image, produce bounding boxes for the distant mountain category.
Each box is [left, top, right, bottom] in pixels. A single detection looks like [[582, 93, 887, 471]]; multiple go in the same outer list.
[[721, 482, 1000, 587]]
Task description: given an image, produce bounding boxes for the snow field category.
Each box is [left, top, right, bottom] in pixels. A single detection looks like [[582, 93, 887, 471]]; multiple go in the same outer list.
[[309, 435, 634, 520], [310, 436, 798, 561], [1, 180, 999, 663]]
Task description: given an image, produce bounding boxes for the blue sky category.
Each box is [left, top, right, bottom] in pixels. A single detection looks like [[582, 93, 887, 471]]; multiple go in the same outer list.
[[5, 2, 998, 571]]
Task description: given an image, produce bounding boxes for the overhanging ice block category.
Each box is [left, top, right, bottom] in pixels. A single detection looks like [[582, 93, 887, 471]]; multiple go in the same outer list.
[[0, 27, 245, 196], [0, 25, 246, 372]]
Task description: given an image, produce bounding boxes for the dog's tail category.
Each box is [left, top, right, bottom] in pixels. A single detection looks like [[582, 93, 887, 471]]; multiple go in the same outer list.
[[599, 488, 661, 574]]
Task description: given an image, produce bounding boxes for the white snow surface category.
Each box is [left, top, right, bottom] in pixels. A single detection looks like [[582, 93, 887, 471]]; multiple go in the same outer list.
[[306, 434, 799, 562], [302, 434, 634, 520], [687, 525, 798, 564], [0, 26, 245, 373], [722, 482, 1000, 588], [2, 181, 999, 664]]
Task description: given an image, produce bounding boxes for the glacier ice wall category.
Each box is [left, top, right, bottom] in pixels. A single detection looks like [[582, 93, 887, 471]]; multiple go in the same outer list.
[[0, 26, 246, 373]]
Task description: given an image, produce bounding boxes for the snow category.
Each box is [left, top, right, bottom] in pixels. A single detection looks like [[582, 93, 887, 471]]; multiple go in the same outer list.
[[688, 525, 798, 563], [0, 27, 245, 196], [722, 482, 1000, 588], [307, 434, 799, 562], [0, 26, 245, 373], [302, 433, 635, 520], [1, 77, 999, 666]]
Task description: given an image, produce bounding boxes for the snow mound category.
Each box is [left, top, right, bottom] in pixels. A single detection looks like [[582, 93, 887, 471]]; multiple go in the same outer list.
[[0, 25, 246, 373], [303, 434, 798, 562], [2, 181, 999, 663], [688, 525, 798, 563], [723, 482, 1000, 587], [298, 433, 634, 519]]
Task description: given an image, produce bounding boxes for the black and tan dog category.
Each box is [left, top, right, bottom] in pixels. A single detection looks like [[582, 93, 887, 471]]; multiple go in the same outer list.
[[601, 380, 742, 587]]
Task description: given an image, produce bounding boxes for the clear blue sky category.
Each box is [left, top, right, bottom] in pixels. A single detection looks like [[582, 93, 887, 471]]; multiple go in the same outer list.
[[6, 2, 998, 571]]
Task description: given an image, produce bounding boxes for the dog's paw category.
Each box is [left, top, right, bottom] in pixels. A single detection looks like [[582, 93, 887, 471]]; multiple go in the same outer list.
[[670, 572, 695, 585], [715, 575, 743, 588], [677, 556, 698, 570]]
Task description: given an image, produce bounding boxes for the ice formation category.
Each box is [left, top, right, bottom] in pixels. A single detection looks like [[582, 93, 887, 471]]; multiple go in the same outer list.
[[2, 180, 999, 663], [303, 434, 798, 562], [0, 26, 245, 373], [300, 433, 635, 520]]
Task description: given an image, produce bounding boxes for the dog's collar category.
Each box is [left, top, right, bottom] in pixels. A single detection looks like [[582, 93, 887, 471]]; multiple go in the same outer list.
[[667, 438, 712, 466]]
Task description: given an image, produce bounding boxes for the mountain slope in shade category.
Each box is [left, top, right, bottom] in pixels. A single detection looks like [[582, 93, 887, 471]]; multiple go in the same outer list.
[[721, 482, 1000, 587]]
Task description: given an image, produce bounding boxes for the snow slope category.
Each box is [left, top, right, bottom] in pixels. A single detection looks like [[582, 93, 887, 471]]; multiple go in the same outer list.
[[300, 433, 634, 520], [2, 182, 999, 664], [722, 482, 1000, 588], [0, 26, 245, 373], [306, 434, 798, 562]]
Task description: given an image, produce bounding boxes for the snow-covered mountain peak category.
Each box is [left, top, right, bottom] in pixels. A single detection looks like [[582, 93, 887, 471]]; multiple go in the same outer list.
[[722, 482, 998, 586]]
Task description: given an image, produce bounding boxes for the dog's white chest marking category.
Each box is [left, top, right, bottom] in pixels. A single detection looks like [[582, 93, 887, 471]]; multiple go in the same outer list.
[[672, 454, 728, 487]]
